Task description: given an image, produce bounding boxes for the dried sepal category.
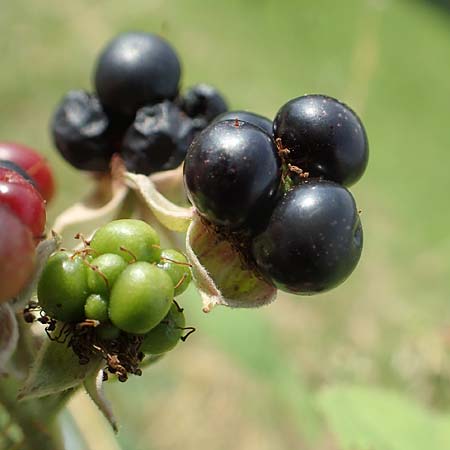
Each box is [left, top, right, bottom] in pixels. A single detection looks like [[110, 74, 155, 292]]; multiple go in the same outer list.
[[84, 368, 118, 433], [125, 171, 193, 232], [51, 175, 128, 236], [0, 303, 19, 375], [185, 213, 277, 312], [149, 165, 187, 204]]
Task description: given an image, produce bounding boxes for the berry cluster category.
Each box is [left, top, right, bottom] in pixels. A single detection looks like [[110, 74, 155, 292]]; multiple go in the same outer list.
[[33, 219, 193, 380], [0, 142, 54, 302], [184, 95, 368, 295], [51, 32, 228, 175], [0, 32, 371, 434]]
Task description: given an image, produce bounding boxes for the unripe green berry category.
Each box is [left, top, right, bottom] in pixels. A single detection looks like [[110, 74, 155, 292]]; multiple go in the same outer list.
[[90, 219, 161, 263], [109, 262, 174, 334], [96, 323, 121, 341], [157, 249, 192, 296], [84, 293, 109, 322], [37, 251, 89, 322], [141, 303, 186, 354], [87, 253, 128, 295]]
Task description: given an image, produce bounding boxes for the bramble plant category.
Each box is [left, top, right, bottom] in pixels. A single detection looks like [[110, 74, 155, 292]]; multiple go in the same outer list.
[[0, 30, 369, 449]]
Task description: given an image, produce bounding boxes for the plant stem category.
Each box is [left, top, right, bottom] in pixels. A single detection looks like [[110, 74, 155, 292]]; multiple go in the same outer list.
[[0, 377, 70, 450]]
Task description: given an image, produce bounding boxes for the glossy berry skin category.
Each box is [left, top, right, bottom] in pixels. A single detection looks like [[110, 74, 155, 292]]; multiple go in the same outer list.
[[94, 32, 181, 117], [109, 262, 174, 334], [51, 90, 116, 172], [273, 95, 369, 186], [157, 249, 192, 296], [0, 167, 31, 185], [251, 180, 363, 295], [121, 101, 196, 175], [179, 84, 228, 123], [0, 206, 35, 303], [87, 253, 128, 296], [184, 120, 281, 229], [0, 173, 46, 239], [0, 142, 55, 202], [214, 111, 273, 136], [37, 251, 90, 322], [0, 161, 36, 187], [84, 294, 109, 322], [141, 303, 186, 355], [90, 219, 161, 263]]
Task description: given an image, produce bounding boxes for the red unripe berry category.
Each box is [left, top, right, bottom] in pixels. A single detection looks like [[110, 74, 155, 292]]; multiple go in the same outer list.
[[0, 142, 56, 202], [0, 174, 46, 240], [0, 206, 35, 303]]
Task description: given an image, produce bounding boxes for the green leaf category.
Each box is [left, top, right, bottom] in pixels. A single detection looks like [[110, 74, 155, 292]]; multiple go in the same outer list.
[[186, 214, 277, 312], [125, 171, 193, 232], [317, 384, 450, 450], [18, 338, 101, 401]]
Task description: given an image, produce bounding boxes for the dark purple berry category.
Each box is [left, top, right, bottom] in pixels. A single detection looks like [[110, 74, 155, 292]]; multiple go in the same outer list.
[[273, 95, 368, 186], [184, 120, 281, 229], [94, 32, 181, 117], [251, 180, 363, 294], [179, 84, 228, 123], [215, 111, 273, 136], [121, 101, 197, 175], [51, 90, 116, 172]]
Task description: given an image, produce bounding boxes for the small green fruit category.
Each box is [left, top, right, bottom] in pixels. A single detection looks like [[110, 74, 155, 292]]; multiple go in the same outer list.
[[84, 293, 109, 322], [96, 323, 121, 341], [141, 303, 186, 354], [157, 249, 192, 296], [109, 262, 173, 334], [87, 253, 128, 295], [90, 219, 161, 263], [37, 251, 89, 322]]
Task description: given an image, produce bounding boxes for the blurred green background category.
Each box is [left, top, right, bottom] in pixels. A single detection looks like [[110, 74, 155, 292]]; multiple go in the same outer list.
[[1, 0, 450, 448]]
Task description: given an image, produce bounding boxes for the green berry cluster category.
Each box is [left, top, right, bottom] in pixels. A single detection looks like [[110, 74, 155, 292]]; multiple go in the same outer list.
[[37, 219, 192, 356]]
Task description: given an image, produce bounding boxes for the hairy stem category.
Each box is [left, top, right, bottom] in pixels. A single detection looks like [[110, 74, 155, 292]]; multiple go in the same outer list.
[[0, 377, 72, 450]]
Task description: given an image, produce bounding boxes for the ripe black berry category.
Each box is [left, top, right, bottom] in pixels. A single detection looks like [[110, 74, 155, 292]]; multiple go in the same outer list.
[[215, 111, 273, 136], [251, 180, 363, 294], [184, 120, 281, 229], [94, 32, 181, 117], [179, 83, 228, 124], [51, 90, 116, 172], [273, 95, 368, 186], [121, 101, 197, 175]]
